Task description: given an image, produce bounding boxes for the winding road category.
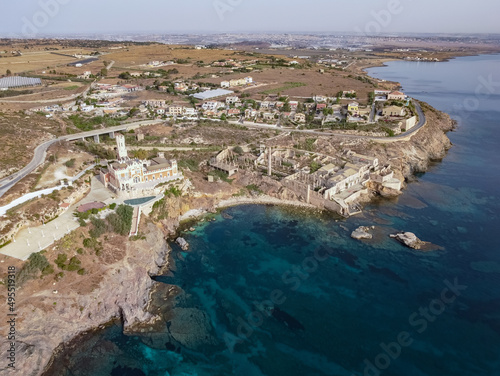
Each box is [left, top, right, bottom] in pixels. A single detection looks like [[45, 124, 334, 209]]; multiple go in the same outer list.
[[0, 138, 59, 198], [0, 119, 164, 199], [0, 102, 425, 199], [227, 101, 426, 140]]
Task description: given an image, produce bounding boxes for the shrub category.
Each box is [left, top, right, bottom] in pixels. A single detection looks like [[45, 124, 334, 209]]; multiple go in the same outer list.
[[64, 159, 76, 168], [55, 253, 68, 269], [77, 268, 86, 275], [89, 217, 107, 238], [151, 198, 168, 221], [66, 256, 81, 271], [208, 170, 234, 184], [246, 184, 263, 194], [83, 237, 98, 249], [164, 186, 182, 198], [106, 205, 133, 235], [109, 203, 117, 210], [178, 159, 200, 172], [310, 161, 321, 173], [17, 253, 50, 285], [42, 264, 54, 276]]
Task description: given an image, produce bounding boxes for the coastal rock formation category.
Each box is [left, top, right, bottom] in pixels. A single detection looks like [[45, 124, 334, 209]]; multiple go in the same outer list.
[[176, 237, 189, 250], [351, 226, 373, 240], [373, 105, 455, 183], [166, 307, 218, 350], [0, 222, 169, 376], [390, 232, 426, 249]]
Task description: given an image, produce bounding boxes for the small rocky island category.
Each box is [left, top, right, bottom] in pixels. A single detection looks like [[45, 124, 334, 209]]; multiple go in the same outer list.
[[390, 232, 427, 249], [351, 226, 373, 240]]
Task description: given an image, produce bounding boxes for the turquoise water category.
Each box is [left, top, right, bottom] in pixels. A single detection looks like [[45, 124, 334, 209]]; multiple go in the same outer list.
[[123, 196, 156, 206], [44, 55, 500, 376]]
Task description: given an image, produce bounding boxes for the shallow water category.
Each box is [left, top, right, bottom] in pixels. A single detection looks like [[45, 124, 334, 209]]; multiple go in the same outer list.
[[48, 54, 500, 376]]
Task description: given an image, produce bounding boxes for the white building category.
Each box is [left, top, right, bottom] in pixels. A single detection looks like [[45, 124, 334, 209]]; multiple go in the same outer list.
[[226, 96, 240, 105], [100, 134, 182, 192], [202, 101, 224, 111]]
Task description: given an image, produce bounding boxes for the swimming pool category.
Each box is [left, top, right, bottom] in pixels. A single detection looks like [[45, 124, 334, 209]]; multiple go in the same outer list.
[[123, 196, 156, 206]]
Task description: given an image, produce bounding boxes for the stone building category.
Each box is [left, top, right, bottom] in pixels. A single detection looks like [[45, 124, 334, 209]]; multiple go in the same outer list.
[[100, 134, 182, 191]]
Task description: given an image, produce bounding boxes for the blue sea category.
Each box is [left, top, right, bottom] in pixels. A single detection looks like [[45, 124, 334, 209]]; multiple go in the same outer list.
[[45, 55, 500, 376]]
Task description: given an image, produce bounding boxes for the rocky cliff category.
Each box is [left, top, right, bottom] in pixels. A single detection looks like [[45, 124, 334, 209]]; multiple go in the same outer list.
[[363, 103, 455, 183], [0, 222, 169, 376]]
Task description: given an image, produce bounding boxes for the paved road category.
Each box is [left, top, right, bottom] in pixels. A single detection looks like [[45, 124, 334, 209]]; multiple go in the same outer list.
[[369, 102, 376, 123], [396, 101, 426, 138], [0, 139, 59, 198], [0, 83, 93, 104], [0, 119, 164, 198], [0, 177, 113, 260], [62, 120, 164, 141], [0, 102, 425, 199], [226, 100, 426, 140]]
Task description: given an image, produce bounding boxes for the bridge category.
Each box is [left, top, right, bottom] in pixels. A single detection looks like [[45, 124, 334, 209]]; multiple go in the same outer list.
[[0, 120, 164, 198], [62, 120, 164, 143]]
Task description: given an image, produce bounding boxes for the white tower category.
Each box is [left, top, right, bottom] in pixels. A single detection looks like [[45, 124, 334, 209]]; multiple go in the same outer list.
[[116, 134, 128, 160]]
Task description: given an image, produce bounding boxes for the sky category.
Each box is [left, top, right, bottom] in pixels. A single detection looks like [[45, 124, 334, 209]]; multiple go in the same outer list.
[[1, 0, 499, 38]]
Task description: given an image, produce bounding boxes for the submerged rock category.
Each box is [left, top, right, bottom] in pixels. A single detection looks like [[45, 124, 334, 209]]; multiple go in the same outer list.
[[351, 226, 373, 240], [167, 307, 218, 349], [176, 237, 189, 250], [390, 232, 426, 249]]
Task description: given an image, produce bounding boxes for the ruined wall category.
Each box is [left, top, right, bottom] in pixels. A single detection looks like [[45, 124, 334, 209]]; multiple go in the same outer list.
[[281, 178, 342, 214]]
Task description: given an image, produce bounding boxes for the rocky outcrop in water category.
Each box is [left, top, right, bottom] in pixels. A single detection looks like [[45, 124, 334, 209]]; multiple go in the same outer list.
[[166, 307, 218, 350], [390, 232, 426, 249], [176, 237, 189, 250], [351, 226, 373, 240]]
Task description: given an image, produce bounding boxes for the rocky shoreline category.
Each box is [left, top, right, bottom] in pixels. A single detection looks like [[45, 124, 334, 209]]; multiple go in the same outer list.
[[0, 222, 170, 376], [1, 102, 456, 376]]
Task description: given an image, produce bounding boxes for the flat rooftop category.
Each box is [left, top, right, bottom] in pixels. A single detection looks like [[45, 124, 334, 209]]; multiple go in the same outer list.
[[193, 89, 234, 100]]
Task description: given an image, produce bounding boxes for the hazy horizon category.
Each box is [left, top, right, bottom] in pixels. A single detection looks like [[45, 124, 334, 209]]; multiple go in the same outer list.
[[1, 0, 499, 39]]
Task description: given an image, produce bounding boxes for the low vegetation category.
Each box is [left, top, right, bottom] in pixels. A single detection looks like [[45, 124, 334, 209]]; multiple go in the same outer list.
[[17, 252, 52, 285], [68, 115, 122, 132], [261, 82, 306, 95]]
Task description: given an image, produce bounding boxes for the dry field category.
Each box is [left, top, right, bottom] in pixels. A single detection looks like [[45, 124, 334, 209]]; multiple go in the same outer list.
[[0, 224, 128, 304], [35, 142, 95, 189], [130, 121, 274, 149], [0, 113, 62, 177], [0, 51, 76, 75], [199, 66, 379, 104], [105, 44, 272, 66], [0, 84, 88, 107]]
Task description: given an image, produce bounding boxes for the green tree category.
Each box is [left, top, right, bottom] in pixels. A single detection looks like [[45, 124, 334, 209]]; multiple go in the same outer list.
[[118, 72, 131, 80], [106, 205, 133, 235], [89, 217, 107, 239], [310, 161, 321, 173]]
